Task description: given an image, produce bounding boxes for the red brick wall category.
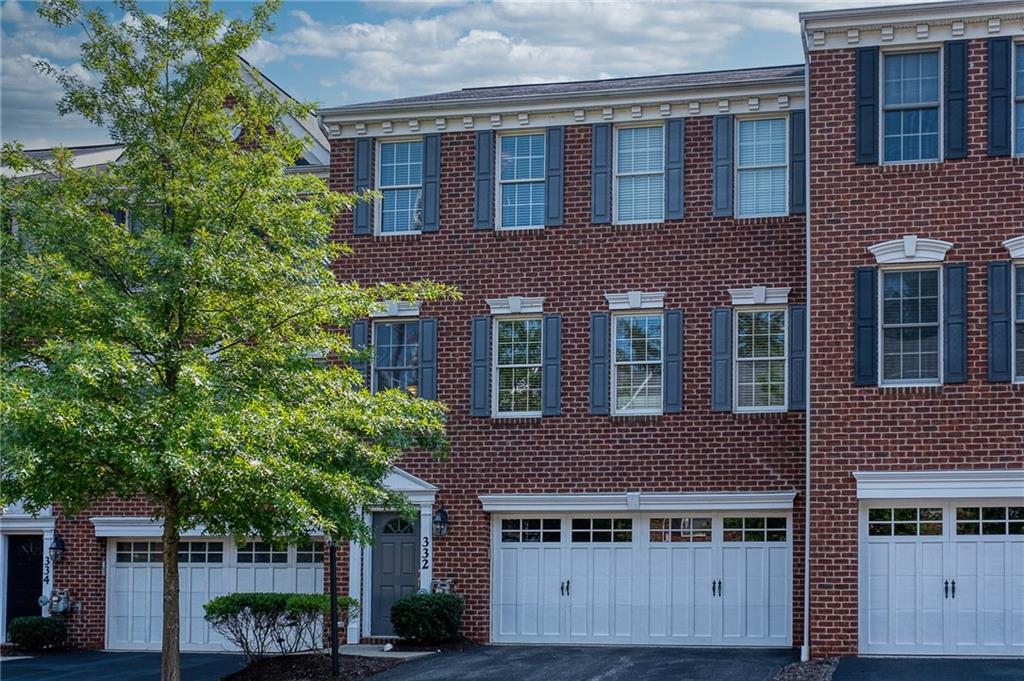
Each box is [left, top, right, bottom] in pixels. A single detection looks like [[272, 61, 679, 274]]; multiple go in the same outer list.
[[807, 39, 1024, 657], [330, 118, 808, 642]]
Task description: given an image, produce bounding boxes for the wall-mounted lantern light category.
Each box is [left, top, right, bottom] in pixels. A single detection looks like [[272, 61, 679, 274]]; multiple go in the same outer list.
[[432, 506, 449, 537], [49, 531, 66, 563]]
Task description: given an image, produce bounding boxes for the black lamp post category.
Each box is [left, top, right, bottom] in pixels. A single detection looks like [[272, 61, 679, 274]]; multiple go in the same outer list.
[[328, 538, 339, 678], [49, 532, 66, 563], [432, 506, 449, 537]]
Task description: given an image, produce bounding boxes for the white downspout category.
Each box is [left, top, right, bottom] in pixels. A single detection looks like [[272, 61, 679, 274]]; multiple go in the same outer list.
[[800, 17, 813, 664]]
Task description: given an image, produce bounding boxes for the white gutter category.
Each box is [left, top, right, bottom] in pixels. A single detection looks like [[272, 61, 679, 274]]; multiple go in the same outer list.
[[800, 15, 813, 665]]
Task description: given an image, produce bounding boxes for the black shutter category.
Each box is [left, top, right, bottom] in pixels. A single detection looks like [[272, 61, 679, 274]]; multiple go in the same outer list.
[[712, 115, 734, 217], [470, 316, 490, 415], [589, 312, 610, 414], [544, 127, 564, 227], [789, 304, 807, 411], [418, 318, 438, 399], [854, 266, 878, 386], [943, 264, 968, 383], [541, 314, 562, 416], [855, 47, 880, 164], [944, 41, 968, 160], [591, 123, 612, 224], [474, 131, 494, 229], [350, 320, 369, 384], [664, 119, 685, 220], [710, 308, 732, 412], [987, 37, 1012, 157], [789, 110, 807, 214], [987, 261, 1012, 381], [353, 138, 373, 234], [663, 309, 684, 413], [421, 134, 441, 232]]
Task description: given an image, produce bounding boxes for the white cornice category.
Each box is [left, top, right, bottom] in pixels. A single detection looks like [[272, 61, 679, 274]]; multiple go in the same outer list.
[[605, 291, 665, 311], [487, 296, 544, 315], [729, 286, 791, 306], [370, 300, 421, 318], [1002, 235, 1024, 260], [854, 469, 1024, 500], [478, 491, 797, 513], [868, 236, 953, 265]]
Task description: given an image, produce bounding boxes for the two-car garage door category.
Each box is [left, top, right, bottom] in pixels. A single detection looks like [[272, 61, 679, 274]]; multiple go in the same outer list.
[[491, 513, 791, 646]]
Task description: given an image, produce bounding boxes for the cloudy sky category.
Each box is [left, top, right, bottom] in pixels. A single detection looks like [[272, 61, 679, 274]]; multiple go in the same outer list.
[[1, 0, 925, 149]]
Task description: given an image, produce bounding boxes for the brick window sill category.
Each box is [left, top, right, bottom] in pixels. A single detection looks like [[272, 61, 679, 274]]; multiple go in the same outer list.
[[729, 411, 799, 421], [879, 161, 942, 173]]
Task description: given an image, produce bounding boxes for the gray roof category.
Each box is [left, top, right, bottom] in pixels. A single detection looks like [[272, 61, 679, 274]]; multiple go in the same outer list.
[[323, 64, 805, 114]]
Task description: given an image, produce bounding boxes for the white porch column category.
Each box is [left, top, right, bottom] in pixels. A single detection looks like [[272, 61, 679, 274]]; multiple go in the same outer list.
[[346, 504, 364, 645], [40, 528, 54, 617], [418, 504, 433, 593]]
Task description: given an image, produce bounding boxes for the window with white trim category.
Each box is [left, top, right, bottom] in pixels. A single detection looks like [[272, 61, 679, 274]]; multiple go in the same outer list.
[[372, 320, 419, 394], [377, 140, 423, 234], [115, 541, 162, 563], [1015, 44, 1023, 156], [571, 518, 633, 543], [237, 542, 288, 564], [955, 506, 1024, 535], [296, 540, 324, 563], [1016, 265, 1024, 380], [614, 125, 664, 223], [177, 541, 224, 564], [493, 316, 542, 416], [500, 518, 561, 543], [882, 51, 940, 163], [736, 117, 788, 217], [868, 507, 942, 536], [498, 133, 545, 229], [735, 308, 787, 410], [649, 517, 712, 543], [880, 268, 941, 384], [612, 313, 663, 414], [723, 517, 788, 542]]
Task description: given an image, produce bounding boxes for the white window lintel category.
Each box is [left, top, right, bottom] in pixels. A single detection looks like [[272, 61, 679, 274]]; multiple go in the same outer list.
[[487, 296, 544, 315], [854, 469, 1024, 500], [1002, 235, 1024, 260], [867, 235, 953, 265], [370, 300, 420, 318], [605, 291, 665, 311], [729, 286, 791, 306]]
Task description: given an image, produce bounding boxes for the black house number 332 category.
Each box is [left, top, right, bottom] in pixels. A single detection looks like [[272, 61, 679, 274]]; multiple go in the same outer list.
[[421, 537, 430, 569]]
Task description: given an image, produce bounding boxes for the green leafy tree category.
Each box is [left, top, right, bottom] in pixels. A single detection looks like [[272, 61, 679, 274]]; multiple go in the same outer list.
[[0, 2, 455, 679]]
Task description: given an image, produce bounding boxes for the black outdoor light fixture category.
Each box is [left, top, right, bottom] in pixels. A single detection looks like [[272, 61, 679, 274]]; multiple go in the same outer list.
[[49, 531, 66, 563], [432, 506, 449, 537]]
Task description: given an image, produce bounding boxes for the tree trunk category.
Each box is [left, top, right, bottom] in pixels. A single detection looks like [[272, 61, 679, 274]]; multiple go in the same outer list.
[[161, 499, 181, 681]]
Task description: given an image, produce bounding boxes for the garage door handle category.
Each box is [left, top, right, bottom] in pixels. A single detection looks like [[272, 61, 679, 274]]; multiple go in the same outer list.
[[560, 581, 565, 596], [951, 580, 955, 599], [944, 580, 948, 598], [717, 580, 722, 597]]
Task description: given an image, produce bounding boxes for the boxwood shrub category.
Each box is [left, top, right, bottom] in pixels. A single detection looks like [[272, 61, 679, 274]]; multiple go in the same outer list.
[[390, 592, 463, 644], [7, 616, 67, 652]]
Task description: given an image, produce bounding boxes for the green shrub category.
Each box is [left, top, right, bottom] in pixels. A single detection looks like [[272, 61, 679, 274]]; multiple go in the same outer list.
[[391, 593, 463, 645], [7, 616, 67, 651]]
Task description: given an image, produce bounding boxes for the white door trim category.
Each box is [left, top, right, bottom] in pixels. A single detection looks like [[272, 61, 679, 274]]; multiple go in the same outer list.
[[1, 506, 56, 642], [479, 491, 797, 513]]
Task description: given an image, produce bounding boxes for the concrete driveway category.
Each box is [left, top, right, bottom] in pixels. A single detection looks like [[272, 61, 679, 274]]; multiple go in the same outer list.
[[0, 651, 244, 681], [373, 645, 799, 681], [834, 656, 1024, 681]]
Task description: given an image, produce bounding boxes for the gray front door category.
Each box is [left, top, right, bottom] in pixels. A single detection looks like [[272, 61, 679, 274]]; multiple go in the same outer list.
[[371, 512, 420, 636]]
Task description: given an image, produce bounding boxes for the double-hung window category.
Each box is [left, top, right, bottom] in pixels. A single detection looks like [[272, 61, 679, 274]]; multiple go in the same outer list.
[[1016, 43, 1023, 156], [612, 313, 662, 414], [735, 308, 787, 410], [493, 316, 542, 416], [377, 140, 423, 234], [883, 51, 940, 163], [880, 268, 941, 384], [614, 125, 664, 224], [498, 134, 545, 229], [373, 320, 419, 394], [736, 118, 788, 217], [1015, 264, 1023, 381]]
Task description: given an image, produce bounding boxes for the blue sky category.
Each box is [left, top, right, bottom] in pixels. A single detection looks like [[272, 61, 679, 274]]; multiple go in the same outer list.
[[1, 0, 923, 149]]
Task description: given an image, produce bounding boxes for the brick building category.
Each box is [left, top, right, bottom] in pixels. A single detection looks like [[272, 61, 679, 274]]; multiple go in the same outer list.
[[2, 0, 1021, 660]]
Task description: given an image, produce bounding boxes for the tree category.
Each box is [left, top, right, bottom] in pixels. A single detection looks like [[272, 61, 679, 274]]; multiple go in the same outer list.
[[0, 2, 455, 680]]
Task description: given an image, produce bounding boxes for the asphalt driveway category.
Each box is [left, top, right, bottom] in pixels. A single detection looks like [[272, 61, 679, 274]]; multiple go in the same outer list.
[[834, 656, 1024, 681], [0, 651, 245, 681], [373, 645, 799, 681]]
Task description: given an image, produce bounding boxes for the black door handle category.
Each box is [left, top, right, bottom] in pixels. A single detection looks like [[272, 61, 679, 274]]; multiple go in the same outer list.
[[944, 580, 948, 598], [951, 580, 955, 599], [717, 580, 722, 597], [560, 581, 565, 596], [712, 580, 717, 597], [566, 580, 570, 596]]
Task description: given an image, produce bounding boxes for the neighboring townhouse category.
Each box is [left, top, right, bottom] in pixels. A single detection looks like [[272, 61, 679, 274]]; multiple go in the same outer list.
[[1, 0, 1021, 661]]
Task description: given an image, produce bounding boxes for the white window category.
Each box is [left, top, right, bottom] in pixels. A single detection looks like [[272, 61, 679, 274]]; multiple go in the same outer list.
[[1015, 264, 1023, 381], [1016, 44, 1024, 156], [880, 268, 941, 385], [377, 139, 423, 234], [735, 308, 787, 411], [722, 517, 788, 542], [372, 320, 419, 394], [614, 125, 664, 224], [296, 540, 324, 563], [237, 542, 288, 564], [736, 118, 788, 217], [493, 316, 542, 416], [882, 51, 940, 163], [177, 541, 224, 564], [498, 133, 545, 229], [612, 313, 663, 414], [867, 507, 943, 536]]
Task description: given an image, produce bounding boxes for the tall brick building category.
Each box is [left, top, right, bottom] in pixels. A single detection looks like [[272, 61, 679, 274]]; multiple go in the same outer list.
[[2, 0, 1021, 660]]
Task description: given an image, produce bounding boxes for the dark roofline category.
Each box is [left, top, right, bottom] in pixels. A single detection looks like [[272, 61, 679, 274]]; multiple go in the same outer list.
[[22, 142, 123, 154]]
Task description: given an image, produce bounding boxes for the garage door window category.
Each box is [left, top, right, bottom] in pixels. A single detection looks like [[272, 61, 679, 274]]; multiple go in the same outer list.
[[649, 517, 712, 542], [116, 541, 162, 563], [178, 541, 223, 563], [296, 540, 324, 562], [501, 518, 561, 543], [571, 518, 633, 543], [723, 517, 787, 542], [237, 542, 288, 563], [867, 507, 942, 536], [956, 506, 1024, 535]]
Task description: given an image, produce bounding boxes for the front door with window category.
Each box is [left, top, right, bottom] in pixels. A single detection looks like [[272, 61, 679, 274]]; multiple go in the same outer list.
[[5, 535, 43, 629], [370, 513, 420, 636]]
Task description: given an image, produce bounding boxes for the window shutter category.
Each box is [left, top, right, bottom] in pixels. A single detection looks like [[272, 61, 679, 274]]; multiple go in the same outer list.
[[854, 266, 878, 386], [944, 41, 968, 160], [421, 134, 441, 232], [470, 316, 490, 415], [987, 261, 1012, 381], [711, 308, 732, 412], [474, 131, 494, 229], [591, 123, 612, 224], [789, 111, 807, 214], [663, 309, 684, 414], [788, 304, 807, 411], [589, 312, 610, 415], [712, 115, 734, 217], [544, 127, 564, 227], [855, 47, 880, 164], [350, 320, 368, 384], [418, 318, 438, 399], [987, 37, 1012, 157], [353, 138, 373, 234], [542, 314, 562, 416], [664, 119, 685, 220], [943, 264, 968, 383]]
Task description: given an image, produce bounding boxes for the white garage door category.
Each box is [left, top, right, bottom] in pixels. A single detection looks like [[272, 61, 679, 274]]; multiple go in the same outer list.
[[860, 501, 1024, 656], [107, 538, 324, 651], [491, 513, 791, 646]]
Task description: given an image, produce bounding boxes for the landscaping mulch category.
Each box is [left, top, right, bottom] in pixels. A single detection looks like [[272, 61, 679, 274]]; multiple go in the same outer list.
[[772, 657, 839, 681], [391, 637, 477, 654], [222, 653, 400, 681]]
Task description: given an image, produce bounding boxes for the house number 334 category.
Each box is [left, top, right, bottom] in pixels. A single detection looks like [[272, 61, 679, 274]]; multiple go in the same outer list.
[[421, 537, 430, 570]]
